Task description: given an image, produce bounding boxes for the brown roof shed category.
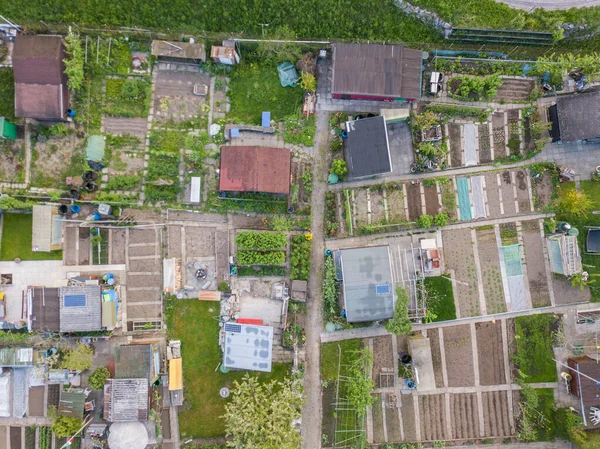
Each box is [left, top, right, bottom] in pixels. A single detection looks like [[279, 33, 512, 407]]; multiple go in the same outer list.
[[568, 356, 600, 406], [13, 35, 68, 120], [219, 146, 291, 195], [556, 91, 600, 142], [331, 43, 423, 100], [151, 40, 206, 62]]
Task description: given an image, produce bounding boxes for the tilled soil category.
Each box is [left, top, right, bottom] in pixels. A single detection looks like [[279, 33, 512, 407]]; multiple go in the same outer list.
[[482, 390, 511, 437], [450, 393, 480, 439], [400, 395, 417, 441], [419, 394, 448, 440], [10, 427, 20, 449], [186, 227, 216, 257], [484, 173, 502, 218], [449, 123, 463, 167], [552, 275, 591, 305], [110, 229, 127, 264], [443, 324, 475, 387], [515, 169, 531, 213], [353, 188, 369, 226], [476, 228, 506, 314], [492, 112, 506, 157], [321, 384, 336, 443], [423, 185, 440, 216], [500, 171, 517, 216], [406, 183, 422, 221], [476, 321, 506, 386], [478, 124, 492, 163], [442, 229, 480, 317], [168, 226, 182, 258], [372, 335, 394, 384], [532, 172, 554, 211], [370, 190, 387, 223], [386, 188, 406, 221], [428, 328, 446, 387], [521, 220, 551, 308], [373, 395, 386, 443], [63, 226, 78, 265], [28, 386, 45, 416], [385, 399, 401, 442], [129, 228, 157, 244], [78, 228, 90, 265]]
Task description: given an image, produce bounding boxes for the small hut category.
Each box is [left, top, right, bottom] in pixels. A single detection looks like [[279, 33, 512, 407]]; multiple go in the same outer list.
[[210, 40, 240, 65]]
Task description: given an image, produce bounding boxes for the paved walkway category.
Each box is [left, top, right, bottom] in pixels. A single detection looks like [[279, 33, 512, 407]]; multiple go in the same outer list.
[[496, 0, 600, 10]]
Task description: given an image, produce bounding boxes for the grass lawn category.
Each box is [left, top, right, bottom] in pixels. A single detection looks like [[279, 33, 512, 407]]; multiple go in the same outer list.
[[168, 299, 291, 438], [514, 314, 558, 383], [424, 276, 456, 322], [0, 69, 15, 121], [228, 61, 304, 125], [321, 339, 362, 382], [556, 181, 600, 302], [103, 77, 151, 118], [0, 213, 62, 261]]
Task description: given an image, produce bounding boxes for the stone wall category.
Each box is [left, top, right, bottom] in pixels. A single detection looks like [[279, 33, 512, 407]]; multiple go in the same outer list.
[[394, 0, 453, 39]]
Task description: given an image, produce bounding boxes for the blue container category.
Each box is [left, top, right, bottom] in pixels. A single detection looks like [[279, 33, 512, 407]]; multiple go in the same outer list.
[[341, 130, 348, 139], [71, 205, 81, 213], [93, 212, 101, 220]]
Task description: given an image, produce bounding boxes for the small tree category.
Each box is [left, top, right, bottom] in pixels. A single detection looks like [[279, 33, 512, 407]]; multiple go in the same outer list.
[[63, 27, 84, 92], [299, 72, 316, 92], [330, 159, 348, 178], [412, 111, 438, 131], [223, 374, 304, 449], [556, 189, 592, 217], [48, 406, 82, 437], [256, 25, 302, 63], [384, 285, 412, 335], [60, 343, 94, 372], [416, 215, 433, 229], [88, 366, 110, 390]]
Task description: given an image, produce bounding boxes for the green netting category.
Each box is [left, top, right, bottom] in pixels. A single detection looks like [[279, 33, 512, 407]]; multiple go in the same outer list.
[[502, 244, 523, 277]]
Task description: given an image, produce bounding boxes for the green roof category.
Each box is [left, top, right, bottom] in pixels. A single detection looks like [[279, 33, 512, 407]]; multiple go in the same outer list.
[[59, 390, 85, 419], [114, 344, 153, 382]]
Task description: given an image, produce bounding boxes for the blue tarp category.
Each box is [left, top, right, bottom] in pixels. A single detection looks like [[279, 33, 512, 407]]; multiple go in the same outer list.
[[262, 112, 271, 128], [457, 177, 472, 221]]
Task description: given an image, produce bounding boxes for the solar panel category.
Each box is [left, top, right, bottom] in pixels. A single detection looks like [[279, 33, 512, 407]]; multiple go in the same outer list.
[[376, 285, 390, 295], [64, 294, 87, 307], [224, 323, 241, 333]]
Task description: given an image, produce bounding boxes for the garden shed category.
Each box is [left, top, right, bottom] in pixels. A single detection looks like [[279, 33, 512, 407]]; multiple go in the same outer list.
[[13, 35, 69, 121], [151, 40, 206, 64], [32, 205, 63, 252], [336, 245, 395, 323], [210, 40, 240, 65], [222, 322, 274, 372], [332, 42, 423, 101], [27, 286, 60, 332], [546, 233, 582, 276], [219, 146, 291, 195], [104, 378, 149, 422], [59, 285, 102, 333], [344, 116, 392, 179], [114, 344, 156, 383], [552, 91, 600, 142], [58, 389, 85, 419]]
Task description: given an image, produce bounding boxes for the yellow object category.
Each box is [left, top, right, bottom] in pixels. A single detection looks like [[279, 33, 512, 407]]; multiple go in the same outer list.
[[305, 232, 313, 241], [169, 358, 183, 391], [0, 293, 4, 301]]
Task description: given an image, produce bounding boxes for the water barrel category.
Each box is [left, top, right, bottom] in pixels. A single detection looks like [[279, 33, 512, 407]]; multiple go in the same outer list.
[[341, 130, 348, 139], [568, 227, 579, 237], [58, 205, 68, 215], [71, 205, 81, 214], [325, 322, 336, 332], [324, 248, 332, 257], [401, 354, 412, 365], [219, 364, 229, 373], [328, 173, 339, 184], [93, 212, 101, 220]]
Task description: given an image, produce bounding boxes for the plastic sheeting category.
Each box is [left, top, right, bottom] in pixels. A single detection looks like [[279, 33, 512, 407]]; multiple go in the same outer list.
[[457, 177, 472, 221], [502, 245, 523, 277], [471, 175, 487, 219], [463, 123, 478, 166]]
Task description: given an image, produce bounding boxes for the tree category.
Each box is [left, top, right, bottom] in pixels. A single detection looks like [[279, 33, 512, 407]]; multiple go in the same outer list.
[[556, 189, 592, 217], [88, 366, 110, 390], [60, 343, 94, 372], [330, 159, 348, 178], [48, 406, 82, 437], [299, 72, 316, 92], [223, 374, 304, 449], [63, 27, 84, 92], [256, 25, 302, 63], [384, 285, 412, 335]]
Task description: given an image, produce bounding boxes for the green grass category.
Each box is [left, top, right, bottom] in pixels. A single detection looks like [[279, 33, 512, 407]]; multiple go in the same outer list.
[[228, 61, 304, 125], [0, 69, 15, 121], [321, 339, 362, 382], [424, 276, 456, 322], [513, 314, 558, 383], [168, 299, 291, 438], [0, 213, 62, 261], [556, 181, 600, 302], [103, 77, 151, 118]]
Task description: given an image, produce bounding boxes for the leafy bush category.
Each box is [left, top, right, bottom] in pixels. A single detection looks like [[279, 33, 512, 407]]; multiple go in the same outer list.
[[236, 250, 286, 266], [104, 77, 150, 117], [557, 188, 592, 216], [236, 231, 287, 250], [149, 130, 186, 156], [237, 266, 287, 277], [426, 104, 490, 122], [106, 174, 140, 191], [451, 74, 502, 101], [346, 347, 375, 417], [290, 234, 312, 280], [413, 111, 438, 131], [323, 255, 340, 321], [384, 286, 412, 335], [433, 212, 448, 227], [416, 215, 433, 229], [49, 406, 82, 437], [330, 159, 348, 178], [218, 281, 231, 292], [64, 28, 84, 91], [59, 343, 94, 372], [88, 366, 110, 390], [300, 72, 316, 92]]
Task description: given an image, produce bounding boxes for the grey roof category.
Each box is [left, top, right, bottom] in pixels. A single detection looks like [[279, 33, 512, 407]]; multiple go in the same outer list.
[[345, 116, 392, 178], [332, 43, 423, 99], [114, 345, 153, 382], [339, 246, 395, 322], [223, 323, 273, 372], [104, 378, 149, 422], [0, 348, 33, 367], [556, 91, 600, 142], [59, 286, 102, 333], [29, 287, 60, 332]]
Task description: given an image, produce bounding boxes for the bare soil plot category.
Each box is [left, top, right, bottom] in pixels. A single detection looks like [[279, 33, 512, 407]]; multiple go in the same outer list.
[[103, 117, 148, 139], [419, 394, 448, 441], [154, 70, 211, 125], [0, 427, 5, 449], [428, 328, 445, 388], [168, 226, 182, 258], [129, 228, 156, 244], [78, 228, 90, 265], [476, 321, 506, 386], [290, 159, 312, 209], [515, 169, 531, 212], [353, 189, 369, 227], [500, 171, 517, 216], [10, 427, 20, 449], [109, 229, 127, 264], [128, 245, 158, 257], [521, 220, 551, 308], [63, 226, 78, 266], [482, 391, 511, 436], [450, 393, 480, 439], [229, 214, 270, 230], [386, 187, 406, 222], [423, 185, 440, 216], [372, 336, 394, 384], [443, 324, 475, 387], [478, 124, 492, 163], [495, 78, 534, 102], [161, 409, 172, 439], [492, 112, 506, 157], [484, 173, 502, 218], [28, 386, 45, 416], [31, 135, 85, 188], [400, 395, 417, 441], [0, 139, 24, 182], [128, 258, 161, 273], [384, 397, 401, 442], [448, 123, 462, 167], [476, 228, 506, 314], [128, 274, 161, 288], [532, 171, 555, 211], [552, 276, 591, 305], [321, 385, 336, 444], [370, 190, 387, 224], [442, 229, 480, 317], [406, 183, 422, 221], [373, 395, 385, 443]]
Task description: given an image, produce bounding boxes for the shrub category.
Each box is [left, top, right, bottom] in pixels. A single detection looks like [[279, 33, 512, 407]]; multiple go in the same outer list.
[[88, 366, 110, 390], [433, 212, 448, 227], [120, 78, 141, 100], [106, 174, 140, 191], [299, 72, 316, 92], [59, 343, 94, 372], [556, 189, 592, 217], [290, 234, 312, 280], [416, 215, 433, 229], [412, 111, 438, 131], [323, 255, 340, 321], [384, 286, 412, 335], [236, 250, 286, 266], [426, 104, 490, 122], [218, 281, 231, 292], [330, 159, 348, 178], [236, 232, 287, 250]]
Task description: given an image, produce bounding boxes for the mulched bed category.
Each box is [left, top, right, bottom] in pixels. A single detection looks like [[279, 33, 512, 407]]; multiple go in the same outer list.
[[532, 171, 555, 211], [406, 183, 422, 221], [476, 228, 506, 314], [423, 185, 441, 216], [515, 169, 531, 213], [443, 324, 475, 387], [476, 321, 506, 386], [500, 171, 517, 216], [484, 172, 502, 218], [371, 335, 394, 384], [478, 124, 492, 163], [521, 220, 551, 308], [428, 328, 446, 388], [449, 123, 463, 167]]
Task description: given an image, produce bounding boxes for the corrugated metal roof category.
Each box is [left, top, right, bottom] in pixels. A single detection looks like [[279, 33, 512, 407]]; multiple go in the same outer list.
[[151, 40, 206, 62], [223, 323, 273, 372], [0, 348, 33, 367], [59, 286, 102, 332], [32, 205, 61, 252], [340, 246, 394, 323], [169, 358, 182, 391], [104, 378, 148, 422]]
